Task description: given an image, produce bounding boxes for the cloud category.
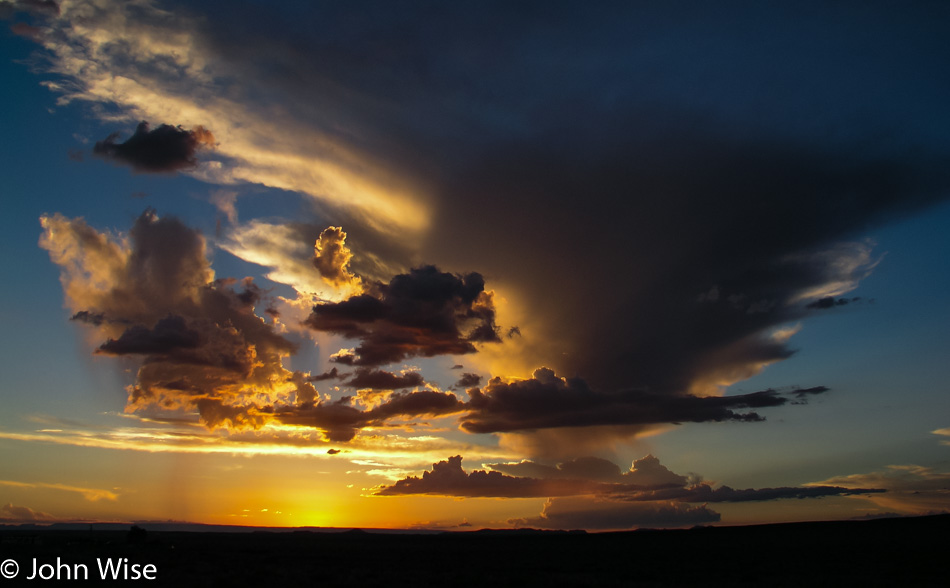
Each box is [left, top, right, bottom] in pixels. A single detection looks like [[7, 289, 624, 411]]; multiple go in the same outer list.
[[209, 189, 238, 224], [376, 455, 605, 498], [805, 296, 862, 310], [39, 210, 300, 431], [275, 390, 467, 442], [306, 265, 502, 367], [512, 497, 721, 530], [308, 367, 343, 383], [811, 464, 950, 514], [462, 367, 827, 434], [220, 220, 403, 302], [0, 421, 509, 462], [0, 480, 118, 502], [219, 221, 328, 295], [454, 373, 482, 389], [10, 21, 42, 38], [487, 454, 688, 487], [345, 368, 425, 391], [617, 484, 884, 503], [23, 0, 950, 460], [96, 315, 202, 356], [487, 457, 624, 483], [9, 0, 59, 17], [377, 454, 876, 507], [94, 121, 215, 173], [25, 0, 430, 236], [1, 503, 55, 522], [313, 226, 362, 295], [40, 211, 484, 442]]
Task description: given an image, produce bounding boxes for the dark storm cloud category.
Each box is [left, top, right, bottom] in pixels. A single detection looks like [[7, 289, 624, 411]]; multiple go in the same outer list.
[[368, 389, 465, 421], [454, 373, 482, 388], [379, 454, 883, 504], [376, 455, 605, 498], [306, 265, 501, 366], [97, 315, 201, 356], [435, 134, 948, 398], [93, 121, 214, 173], [275, 390, 466, 442], [378, 454, 690, 498], [806, 296, 861, 309], [487, 455, 689, 487], [460, 368, 827, 434], [36, 1, 950, 442], [488, 456, 626, 483], [70, 310, 106, 326], [345, 368, 425, 390], [185, 0, 950, 403], [307, 367, 343, 382]]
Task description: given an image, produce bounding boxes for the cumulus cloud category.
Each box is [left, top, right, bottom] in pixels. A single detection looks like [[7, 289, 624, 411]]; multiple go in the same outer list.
[[488, 454, 689, 487], [220, 220, 403, 301], [313, 226, 362, 295], [38, 210, 302, 430], [306, 266, 501, 367], [220, 221, 328, 296], [462, 367, 827, 434], [377, 454, 878, 507], [39, 210, 481, 442], [376, 455, 605, 498], [94, 121, 215, 173]]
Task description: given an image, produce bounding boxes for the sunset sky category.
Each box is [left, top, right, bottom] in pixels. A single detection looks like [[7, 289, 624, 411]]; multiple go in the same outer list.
[[2, 0, 949, 531]]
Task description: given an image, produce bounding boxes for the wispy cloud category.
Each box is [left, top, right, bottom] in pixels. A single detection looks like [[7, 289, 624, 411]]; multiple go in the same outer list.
[[1, 503, 56, 522], [811, 464, 950, 514], [26, 0, 429, 236], [0, 480, 118, 501]]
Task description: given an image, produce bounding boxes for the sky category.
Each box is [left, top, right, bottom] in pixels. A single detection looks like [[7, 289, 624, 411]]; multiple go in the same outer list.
[[1, 0, 949, 531]]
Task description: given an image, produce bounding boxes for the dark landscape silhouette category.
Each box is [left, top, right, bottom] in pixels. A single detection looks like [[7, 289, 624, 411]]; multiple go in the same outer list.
[[2, 514, 946, 586]]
